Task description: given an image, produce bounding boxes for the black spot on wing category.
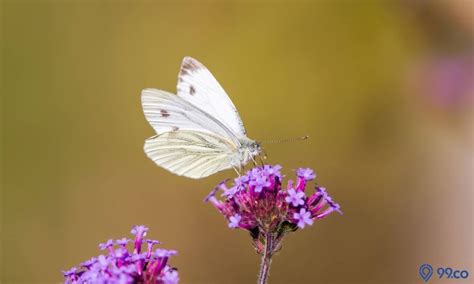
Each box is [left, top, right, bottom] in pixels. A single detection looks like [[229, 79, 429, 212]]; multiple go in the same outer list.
[[160, 109, 170, 117], [189, 85, 196, 95]]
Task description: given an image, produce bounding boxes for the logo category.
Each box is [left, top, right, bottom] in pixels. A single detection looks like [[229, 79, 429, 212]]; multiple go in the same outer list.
[[419, 264, 469, 282], [419, 264, 433, 282]]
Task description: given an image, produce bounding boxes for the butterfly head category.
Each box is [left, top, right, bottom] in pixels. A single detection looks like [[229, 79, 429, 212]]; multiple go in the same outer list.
[[237, 138, 265, 165], [249, 141, 264, 158]]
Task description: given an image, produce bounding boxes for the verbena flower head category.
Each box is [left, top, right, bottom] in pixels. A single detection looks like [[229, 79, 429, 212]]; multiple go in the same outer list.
[[206, 164, 341, 254], [62, 225, 179, 284]]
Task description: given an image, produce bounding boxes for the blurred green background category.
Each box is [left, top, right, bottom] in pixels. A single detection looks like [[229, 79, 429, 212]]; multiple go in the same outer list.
[[1, 1, 472, 283]]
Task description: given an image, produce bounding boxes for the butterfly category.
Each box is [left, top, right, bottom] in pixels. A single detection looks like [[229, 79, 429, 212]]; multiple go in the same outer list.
[[141, 57, 263, 179]]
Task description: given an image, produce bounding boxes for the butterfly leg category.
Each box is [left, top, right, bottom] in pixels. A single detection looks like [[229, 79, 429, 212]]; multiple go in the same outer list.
[[250, 155, 258, 167], [233, 166, 241, 177]]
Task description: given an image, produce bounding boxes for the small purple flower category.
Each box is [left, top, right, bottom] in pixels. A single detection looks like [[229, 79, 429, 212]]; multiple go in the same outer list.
[[116, 238, 131, 247], [131, 225, 149, 237], [221, 185, 242, 199], [317, 186, 327, 196], [161, 269, 180, 284], [296, 168, 315, 181], [131, 252, 147, 262], [146, 239, 161, 256], [96, 254, 109, 268], [285, 188, 305, 207], [235, 175, 249, 187], [117, 274, 134, 284], [62, 267, 77, 277], [131, 225, 149, 254], [228, 214, 241, 228], [146, 239, 161, 245], [62, 225, 179, 284], [114, 247, 129, 258], [155, 248, 178, 258], [249, 172, 271, 193], [332, 202, 343, 214], [80, 257, 97, 269], [293, 208, 313, 229], [99, 239, 114, 251], [263, 164, 282, 179]]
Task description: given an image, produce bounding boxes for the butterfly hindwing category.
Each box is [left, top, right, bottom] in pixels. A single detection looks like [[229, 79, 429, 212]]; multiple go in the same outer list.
[[144, 131, 236, 179]]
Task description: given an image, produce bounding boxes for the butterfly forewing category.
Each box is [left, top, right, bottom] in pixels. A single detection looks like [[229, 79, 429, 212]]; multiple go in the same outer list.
[[142, 88, 239, 144], [176, 57, 247, 137]]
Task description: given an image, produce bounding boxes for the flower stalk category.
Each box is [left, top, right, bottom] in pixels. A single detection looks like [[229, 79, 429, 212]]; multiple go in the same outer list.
[[258, 233, 275, 284]]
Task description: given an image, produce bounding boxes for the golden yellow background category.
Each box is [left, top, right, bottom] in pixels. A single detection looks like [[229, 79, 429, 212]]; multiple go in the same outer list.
[[2, 1, 472, 283]]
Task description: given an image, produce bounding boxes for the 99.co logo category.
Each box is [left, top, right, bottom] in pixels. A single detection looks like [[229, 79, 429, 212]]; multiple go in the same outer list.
[[419, 264, 469, 282]]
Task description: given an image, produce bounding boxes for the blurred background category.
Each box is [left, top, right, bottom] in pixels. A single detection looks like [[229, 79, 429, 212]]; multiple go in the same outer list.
[[1, 1, 473, 283]]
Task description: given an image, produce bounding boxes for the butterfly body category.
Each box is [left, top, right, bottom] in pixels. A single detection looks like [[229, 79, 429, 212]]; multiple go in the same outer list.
[[234, 137, 262, 167], [142, 57, 262, 179]]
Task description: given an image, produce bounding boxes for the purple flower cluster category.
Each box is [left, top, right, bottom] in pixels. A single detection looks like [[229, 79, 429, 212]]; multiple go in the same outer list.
[[62, 225, 179, 284], [206, 165, 341, 254]]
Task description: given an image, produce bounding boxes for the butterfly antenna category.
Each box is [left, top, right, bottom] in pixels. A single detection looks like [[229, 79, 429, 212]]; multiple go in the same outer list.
[[260, 135, 309, 144]]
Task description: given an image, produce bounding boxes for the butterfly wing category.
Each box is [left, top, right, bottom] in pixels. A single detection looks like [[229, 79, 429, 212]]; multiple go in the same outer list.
[[144, 131, 237, 179], [142, 88, 240, 144], [176, 57, 247, 137]]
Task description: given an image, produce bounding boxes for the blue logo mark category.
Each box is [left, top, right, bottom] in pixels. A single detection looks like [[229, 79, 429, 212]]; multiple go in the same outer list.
[[420, 264, 434, 282]]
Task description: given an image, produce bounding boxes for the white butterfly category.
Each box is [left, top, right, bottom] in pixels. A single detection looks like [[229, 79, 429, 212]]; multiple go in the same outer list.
[[141, 57, 263, 179]]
